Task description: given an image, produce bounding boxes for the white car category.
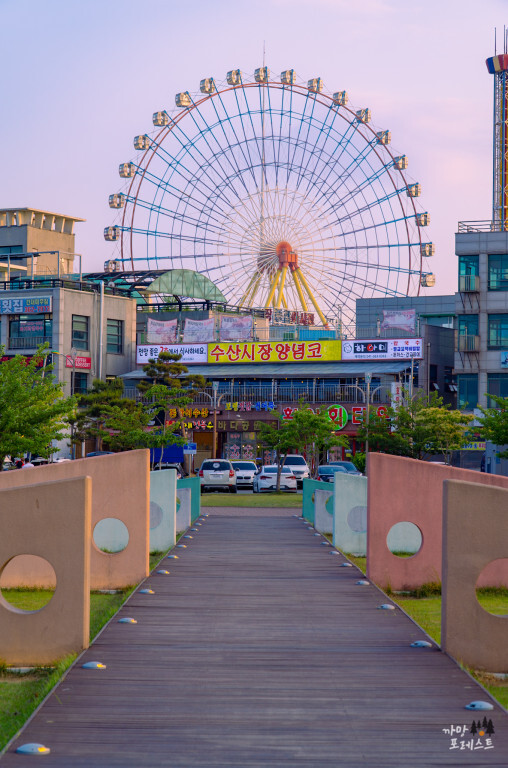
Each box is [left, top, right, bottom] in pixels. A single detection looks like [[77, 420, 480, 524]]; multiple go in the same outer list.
[[280, 454, 310, 487], [231, 460, 258, 489], [199, 459, 237, 493], [253, 465, 297, 493]]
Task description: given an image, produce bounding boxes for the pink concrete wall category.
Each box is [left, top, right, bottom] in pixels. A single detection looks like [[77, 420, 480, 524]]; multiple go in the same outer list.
[[0, 450, 150, 590], [367, 453, 508, 590]]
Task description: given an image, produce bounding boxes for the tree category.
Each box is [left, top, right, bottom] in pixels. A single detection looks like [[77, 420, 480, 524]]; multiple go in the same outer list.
[[138, 351, 207, 469], [414, 406, 472, 464], [257, 418, 295, 491], [478, 394, 508, 458], [280, 404, 348, 474], [72, 378, 141, 452], [357, 389, 471, 462], [0, 345, 74, 466]]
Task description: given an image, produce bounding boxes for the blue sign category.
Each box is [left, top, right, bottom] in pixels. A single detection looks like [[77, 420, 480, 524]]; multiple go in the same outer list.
[[0, 296, 52, 314], [183, 442, 197, 454]]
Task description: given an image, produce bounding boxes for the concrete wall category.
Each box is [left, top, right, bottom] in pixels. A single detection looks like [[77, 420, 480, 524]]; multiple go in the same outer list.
[[314, 488, 334, 533], [333, 474, 368, 555], [0, 477, 91, 665], [149, 469, 177, 552], [442, 479, 508, 672], [177, 477, 201, 523], [367, 453, 508, 590], [302, 479, 323, 524], [0, 450, 150, 590]]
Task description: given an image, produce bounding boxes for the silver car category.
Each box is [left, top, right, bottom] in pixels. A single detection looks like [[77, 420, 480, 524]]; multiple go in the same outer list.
[[231, 460, 257, 489], [199, 459, 237, 493]]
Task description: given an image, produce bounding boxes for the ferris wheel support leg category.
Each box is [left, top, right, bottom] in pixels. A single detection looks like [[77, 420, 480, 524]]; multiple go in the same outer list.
[[239, 272, 260, 307], [295, 268, 329, 327], [275, 266, 287, 309], [291, 268, 309, 312], [264, 270, 281, 308], [281, 292, 288, 309], [246, 274, 263, 307]]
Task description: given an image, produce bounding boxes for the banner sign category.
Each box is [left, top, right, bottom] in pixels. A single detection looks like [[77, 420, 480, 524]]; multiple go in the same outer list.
[[219, 315, 253, 341], [342, 338, 423, 360], [65, 356, 92, 370], [146, 317, 178, 344], [208, 339, 342, 364], [264, 308, 315, 326], [380, 309, 416, 333], [183, 317, 215, 343], [136, 344, 207, 364], [462, 441, 486, 451], [0, 296, 52, 314]]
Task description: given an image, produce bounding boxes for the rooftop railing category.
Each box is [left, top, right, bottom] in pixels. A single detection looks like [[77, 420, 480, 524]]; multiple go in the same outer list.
[[457, 220, 508, 233]]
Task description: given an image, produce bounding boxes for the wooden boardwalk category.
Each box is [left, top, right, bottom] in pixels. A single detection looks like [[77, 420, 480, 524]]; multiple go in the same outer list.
[[2, 509, 508, 766]]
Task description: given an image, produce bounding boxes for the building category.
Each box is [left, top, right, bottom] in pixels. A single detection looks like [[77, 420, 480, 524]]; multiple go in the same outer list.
[[0, 207, 84, 279], [455, 225, 508, 410]]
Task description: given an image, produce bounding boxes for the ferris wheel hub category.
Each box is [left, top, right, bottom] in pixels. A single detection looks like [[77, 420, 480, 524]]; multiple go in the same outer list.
[[275, 241, 298, 269]]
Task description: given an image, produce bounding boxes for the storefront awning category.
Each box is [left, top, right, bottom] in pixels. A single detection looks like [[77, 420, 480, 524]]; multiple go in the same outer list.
[[120, 360, 413, 381]]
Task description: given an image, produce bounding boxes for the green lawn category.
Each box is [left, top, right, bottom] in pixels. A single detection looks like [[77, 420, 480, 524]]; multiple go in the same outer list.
[[202, 492, 302, 507]]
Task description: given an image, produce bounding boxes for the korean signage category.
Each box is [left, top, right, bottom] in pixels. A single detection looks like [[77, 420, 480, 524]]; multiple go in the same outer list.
[[146, 317, 178, 344], [0, 296, 52, 314], [219, 315, 253, 341], [225, 401, 275, 412], [264, 308, 315, 325], [208, 340, 341, 364], [65, 356, 92, 370], [217, 419, 279, 432], [380, 309, 416, 333], [341, 338, 423, 360], [282, 404, 389, 427], [136, 344, 208, 365]]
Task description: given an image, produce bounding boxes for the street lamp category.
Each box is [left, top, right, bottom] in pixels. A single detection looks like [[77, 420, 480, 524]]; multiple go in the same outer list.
[[201, 382, 231, 459]]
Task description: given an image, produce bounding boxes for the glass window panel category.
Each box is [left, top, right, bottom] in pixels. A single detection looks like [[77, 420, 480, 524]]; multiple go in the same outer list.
[[488, 314, 508, 349], [72, 315, 89, 350], [459, 255, 479, 277], [458, 315, 478, 336], [106, 319, 123, 354], [488, 254, 508, 291], [457, 374, 478, 411]]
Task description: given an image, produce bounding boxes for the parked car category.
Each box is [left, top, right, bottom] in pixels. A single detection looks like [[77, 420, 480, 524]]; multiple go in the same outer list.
[[231, 460, 257, 489], [317, 465, 348, 482], [328, 460, 363, 476], [199, 459, 237, 493], [152, 462, 187, 478], [86, 451, 115, 458], [280, 454, 310, 486], [253, 465, 297, 493]]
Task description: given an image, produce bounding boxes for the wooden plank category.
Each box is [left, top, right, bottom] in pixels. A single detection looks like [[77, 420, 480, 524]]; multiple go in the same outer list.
[[2, 512, 507, 766]]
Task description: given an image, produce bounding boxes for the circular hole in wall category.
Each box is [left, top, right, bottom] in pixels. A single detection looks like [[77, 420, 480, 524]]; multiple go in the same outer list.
[[0, 555, 56, 612], [347, 506, 367, 533], [150, 501, 164, 530], [93, 518, 129, 554], [386, 522, 422, 557], [476, 559, 508, 616]]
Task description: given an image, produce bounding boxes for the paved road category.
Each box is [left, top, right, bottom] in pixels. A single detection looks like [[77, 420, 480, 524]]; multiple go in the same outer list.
[[2, 510, 507, 766]]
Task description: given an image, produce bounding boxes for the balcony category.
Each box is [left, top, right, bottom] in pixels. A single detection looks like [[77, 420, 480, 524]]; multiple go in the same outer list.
[[459, 275, 480, 292], [9, 336, 52, 350], [458, 335, 480, 352]]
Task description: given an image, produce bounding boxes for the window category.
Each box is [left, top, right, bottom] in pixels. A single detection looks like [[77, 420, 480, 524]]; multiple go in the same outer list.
[[458, 315, 478, 336], [487, 373, 508, 406], [9, 314, 52, 339], [72, 372, 88, 395], [488, 254, 508, 291], [72, 315, 89, 350], [459, 255, 479, 277], [487, 314, 508, 349], [0, 245, 23, 256], [107, 318, 123, 354], [457, 374, 478, 411]]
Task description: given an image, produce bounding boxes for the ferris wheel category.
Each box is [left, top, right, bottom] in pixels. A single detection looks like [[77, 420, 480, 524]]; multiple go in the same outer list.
[[105, 68, 435, 328]]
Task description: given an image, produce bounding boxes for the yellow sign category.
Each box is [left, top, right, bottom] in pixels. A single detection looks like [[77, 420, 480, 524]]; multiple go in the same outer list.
[[207, 340, 342, 364]]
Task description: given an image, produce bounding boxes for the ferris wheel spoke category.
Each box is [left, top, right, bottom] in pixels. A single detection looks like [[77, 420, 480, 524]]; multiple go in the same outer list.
[[297, 102, 344, 194], [213, 89, 260, 190]]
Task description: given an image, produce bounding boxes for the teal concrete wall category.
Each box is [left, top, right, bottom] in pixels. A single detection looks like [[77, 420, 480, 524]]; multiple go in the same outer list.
[[302, 479, 324, 524], [149, 469, 177, 552], [177, 477, 200, 524], [333, 474, 368, 555]]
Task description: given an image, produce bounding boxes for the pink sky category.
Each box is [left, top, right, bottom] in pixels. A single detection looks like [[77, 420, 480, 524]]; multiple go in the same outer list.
[[2, 0, 506, 297]]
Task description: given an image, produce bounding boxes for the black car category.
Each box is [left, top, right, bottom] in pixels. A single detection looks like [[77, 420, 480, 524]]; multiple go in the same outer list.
[[317, 465, 348, 482]]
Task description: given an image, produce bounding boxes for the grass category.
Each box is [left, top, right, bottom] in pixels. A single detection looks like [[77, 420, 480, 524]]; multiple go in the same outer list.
[[0, 538, 183, 753], [201, 492, 302, 507]]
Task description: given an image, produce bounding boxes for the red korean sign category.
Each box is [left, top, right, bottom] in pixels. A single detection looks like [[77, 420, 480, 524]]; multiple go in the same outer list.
[[65, 356, 92, 370]]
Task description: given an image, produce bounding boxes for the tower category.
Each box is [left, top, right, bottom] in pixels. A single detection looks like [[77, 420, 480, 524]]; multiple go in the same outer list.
[[486, 49, 508, 229]]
